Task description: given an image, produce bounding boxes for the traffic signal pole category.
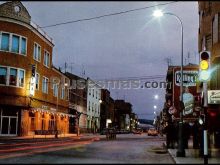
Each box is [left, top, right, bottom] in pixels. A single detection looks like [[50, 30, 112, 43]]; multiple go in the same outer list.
[[203, 82, 208, 164]]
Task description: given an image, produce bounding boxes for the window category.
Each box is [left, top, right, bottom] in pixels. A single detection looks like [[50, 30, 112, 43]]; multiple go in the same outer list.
[[9, 68, 17, 86], [42, 76, 49, 94], [21, 37, 26, 55], [205, 34, 212, 51], [0, 67, 7, 85], [0, 32, 27, 55], [44, 50, 50, 67], [18, 70, 24, 87], [1, 33, 9, 51], [33, 43, 41, 62], [61, 87, 65, 99], [0, 66, 25, 87], [35, 73, 39, 90], [53, 81, 58, 97], [11, 35, 19, 53]]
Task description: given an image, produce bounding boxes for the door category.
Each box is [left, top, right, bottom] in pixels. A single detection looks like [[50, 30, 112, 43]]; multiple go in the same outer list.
[[1, 117, 9, 134], [9, 117, 17, 134]]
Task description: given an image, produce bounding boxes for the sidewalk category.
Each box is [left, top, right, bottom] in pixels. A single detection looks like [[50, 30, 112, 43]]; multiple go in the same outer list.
[[165, 138, 220, 164]]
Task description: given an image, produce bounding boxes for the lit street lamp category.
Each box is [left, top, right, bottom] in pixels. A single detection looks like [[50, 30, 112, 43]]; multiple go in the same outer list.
[[154, 95, 159, 100], [153, 105, 157, 109], [153, 9, 185, 157]]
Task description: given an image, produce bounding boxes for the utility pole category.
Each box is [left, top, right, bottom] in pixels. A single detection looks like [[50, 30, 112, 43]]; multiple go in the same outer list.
[[203, 82, 208, 164]]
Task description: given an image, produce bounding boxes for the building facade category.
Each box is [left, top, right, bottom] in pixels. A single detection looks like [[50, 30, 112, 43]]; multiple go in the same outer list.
[[0, 1, 70, 136], [100, 89, 115, 131], [198, 1, 220, 148], [86, 78, 101, 133], [65, 72, 87, 133], [114, 100, 132, 131]]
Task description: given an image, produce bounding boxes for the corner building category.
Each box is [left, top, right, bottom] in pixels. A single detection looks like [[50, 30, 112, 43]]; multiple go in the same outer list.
[[0, 1, 70, 136]]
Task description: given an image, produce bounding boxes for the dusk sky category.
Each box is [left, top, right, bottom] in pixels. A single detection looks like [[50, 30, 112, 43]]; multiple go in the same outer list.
[[7, 1, 199, 119]]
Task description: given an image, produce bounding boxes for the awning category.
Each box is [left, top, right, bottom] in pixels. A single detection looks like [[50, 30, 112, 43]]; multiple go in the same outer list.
[[30, 107, 76, 118]]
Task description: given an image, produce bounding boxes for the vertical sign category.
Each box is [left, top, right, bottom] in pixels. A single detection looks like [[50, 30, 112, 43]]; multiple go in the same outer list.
[[30, 77, 36, 96]]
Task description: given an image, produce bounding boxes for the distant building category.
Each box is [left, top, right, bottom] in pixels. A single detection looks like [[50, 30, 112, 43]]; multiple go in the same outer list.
[[114, 100, 132, 131], [100, 89, 110, 131], [86, 78, 101, 133], [0, 1, 70, 136]]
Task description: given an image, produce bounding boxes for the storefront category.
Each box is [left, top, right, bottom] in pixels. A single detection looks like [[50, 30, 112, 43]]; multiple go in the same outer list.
[[0, 107, 19, 136]]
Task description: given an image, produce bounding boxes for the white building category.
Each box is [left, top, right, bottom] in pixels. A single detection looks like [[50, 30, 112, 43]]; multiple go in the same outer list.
[[86, 78, 101, 133]]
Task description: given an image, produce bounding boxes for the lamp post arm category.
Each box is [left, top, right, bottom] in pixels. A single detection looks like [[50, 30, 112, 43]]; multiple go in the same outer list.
[[164, 12, 185, 157], [164, 12, 184, 101]]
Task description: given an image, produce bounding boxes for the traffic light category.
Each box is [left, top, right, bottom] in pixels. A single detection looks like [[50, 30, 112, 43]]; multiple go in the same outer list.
[[31, 64, 36, 77], [199, 51, 211, 82]]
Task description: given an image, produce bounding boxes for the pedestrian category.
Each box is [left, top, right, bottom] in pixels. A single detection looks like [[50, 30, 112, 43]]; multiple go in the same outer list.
[[182, 121, 191, 149], [192, 120, 199, 149]]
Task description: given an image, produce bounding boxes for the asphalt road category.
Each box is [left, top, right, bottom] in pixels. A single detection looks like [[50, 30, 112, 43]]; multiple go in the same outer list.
[[0, 133, 175, 164]]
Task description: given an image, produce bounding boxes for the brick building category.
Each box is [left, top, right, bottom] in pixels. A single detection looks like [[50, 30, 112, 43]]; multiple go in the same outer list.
[[65, 72, 87, 133], [198, 1, 220, 147], [0, 1, 70, 136]]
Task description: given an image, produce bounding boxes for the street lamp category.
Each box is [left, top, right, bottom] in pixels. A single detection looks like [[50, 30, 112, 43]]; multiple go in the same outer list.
[[153, 105, 157, 109], [153, 9, 185, 157]]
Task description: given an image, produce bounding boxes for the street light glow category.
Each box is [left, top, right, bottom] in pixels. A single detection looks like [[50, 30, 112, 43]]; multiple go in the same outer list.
[[154, 95, 159, 100], [153, 10, 163, 17], [153, 105, 157, 109]]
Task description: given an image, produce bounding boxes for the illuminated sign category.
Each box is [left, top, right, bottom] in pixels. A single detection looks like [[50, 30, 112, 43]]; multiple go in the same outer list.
[[183, 92, 194, 116], [208, 90, 220, 104], [175, 70, 198, 86], [30, 77, 36, 96]]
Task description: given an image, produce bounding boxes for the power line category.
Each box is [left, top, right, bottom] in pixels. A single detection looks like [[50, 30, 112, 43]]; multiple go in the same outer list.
[[39, 1, 178, 29], [93, 75, 166, 81]]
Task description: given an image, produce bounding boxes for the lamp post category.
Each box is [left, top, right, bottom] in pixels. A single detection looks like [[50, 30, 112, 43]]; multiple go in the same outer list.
[[153, 10, 185, 157]]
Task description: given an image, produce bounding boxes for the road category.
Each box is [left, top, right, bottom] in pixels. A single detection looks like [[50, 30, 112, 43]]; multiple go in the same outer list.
[[0, 133, 175, 164]]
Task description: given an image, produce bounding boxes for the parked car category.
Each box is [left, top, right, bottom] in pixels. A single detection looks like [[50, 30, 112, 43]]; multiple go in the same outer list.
[[147, 128, 158, 136], [132, 128, 143, 134]]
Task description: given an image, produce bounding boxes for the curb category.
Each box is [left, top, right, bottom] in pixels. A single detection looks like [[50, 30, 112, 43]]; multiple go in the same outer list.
[[163, 142, 177, 164]]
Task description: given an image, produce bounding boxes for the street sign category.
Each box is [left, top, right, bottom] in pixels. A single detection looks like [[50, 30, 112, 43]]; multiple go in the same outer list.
[[175, 70, 198, 86], [208, 90, 220, 104]]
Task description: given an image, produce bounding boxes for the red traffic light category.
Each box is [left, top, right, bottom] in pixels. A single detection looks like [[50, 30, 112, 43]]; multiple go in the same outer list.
[[200, 51, 209, 60]]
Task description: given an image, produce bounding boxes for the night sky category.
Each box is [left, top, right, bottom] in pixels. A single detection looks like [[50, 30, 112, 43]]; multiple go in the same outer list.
[[2, 1, 199, 120]]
